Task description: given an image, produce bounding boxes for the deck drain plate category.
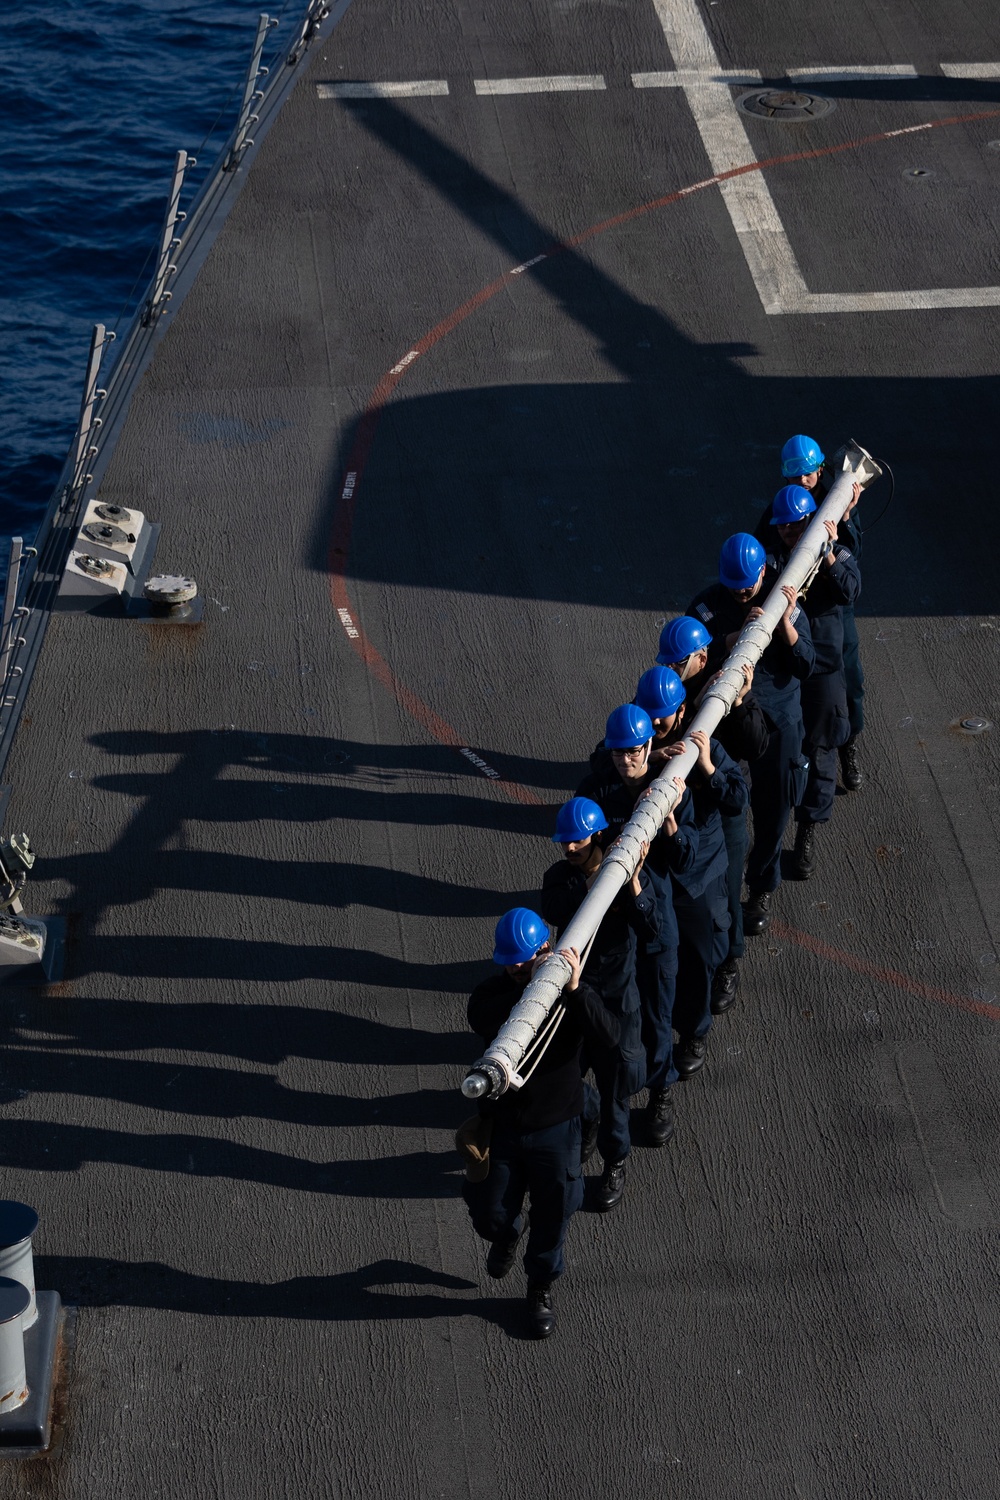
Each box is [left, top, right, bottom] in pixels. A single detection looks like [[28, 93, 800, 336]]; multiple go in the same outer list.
[[737, 89, 835, 122]]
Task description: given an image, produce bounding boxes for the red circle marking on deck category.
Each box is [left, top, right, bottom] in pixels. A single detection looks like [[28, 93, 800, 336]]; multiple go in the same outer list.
[[328, 103, 1000, 1012]]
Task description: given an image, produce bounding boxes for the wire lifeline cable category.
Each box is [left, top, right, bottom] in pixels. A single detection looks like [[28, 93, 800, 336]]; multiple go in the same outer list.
[[460, 443, 882, 1102]]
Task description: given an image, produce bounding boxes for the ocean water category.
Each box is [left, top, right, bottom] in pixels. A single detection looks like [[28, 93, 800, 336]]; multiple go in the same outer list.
[[0, 0, 301, 550]]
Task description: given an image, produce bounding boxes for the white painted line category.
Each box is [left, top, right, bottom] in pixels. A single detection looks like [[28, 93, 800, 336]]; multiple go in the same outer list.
[[940, 62, 1000, 78], [510, 254, 548, 275], [788, 64, 918, 81], [474, 75, 606, 96], [647, 0, 1000, 315], [317, 80, 449, 99], [790, 288, 1000, 313], [632, 69, 760, 88]]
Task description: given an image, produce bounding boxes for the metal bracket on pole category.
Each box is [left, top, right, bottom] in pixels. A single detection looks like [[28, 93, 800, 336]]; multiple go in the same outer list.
[[224, 14, 278, 170], [142, 150, 196, 327], [461, 441, 882, 1102], [287, 0, 330, 64]]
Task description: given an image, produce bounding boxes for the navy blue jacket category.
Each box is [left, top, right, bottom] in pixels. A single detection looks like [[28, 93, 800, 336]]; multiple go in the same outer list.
[[687, 573, 815, 733], [468, 974, 620, 1133], [664, 738, 749, 901], [675, 666, 770, 764], [753, 477, 862, 559], [575, 761, 700, 885], [540, 859, 658, 1012], [768, 541, 861, 674]]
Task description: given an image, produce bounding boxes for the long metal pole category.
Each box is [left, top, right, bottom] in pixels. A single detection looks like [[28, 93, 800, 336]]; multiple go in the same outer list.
[[461, 441, 881, 1101]]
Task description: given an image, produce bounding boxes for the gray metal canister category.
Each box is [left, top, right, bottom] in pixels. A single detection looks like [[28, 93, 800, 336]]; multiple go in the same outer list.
[[0, 1202, 39, 1330], [0, 1277, 30, 1413]]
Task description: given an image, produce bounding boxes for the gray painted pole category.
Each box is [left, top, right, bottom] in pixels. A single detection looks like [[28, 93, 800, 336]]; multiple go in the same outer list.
[[461, 441, 881, 1100]]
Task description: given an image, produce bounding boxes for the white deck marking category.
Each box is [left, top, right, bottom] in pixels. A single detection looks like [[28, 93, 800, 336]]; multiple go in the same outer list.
[[473, 75, 606, 95], [632, 69, 760, 88], [940, 62, 1000, 78], [648, 0, 1000, 314], [317, 80, 449, 98], [788, 64, 918, 81]]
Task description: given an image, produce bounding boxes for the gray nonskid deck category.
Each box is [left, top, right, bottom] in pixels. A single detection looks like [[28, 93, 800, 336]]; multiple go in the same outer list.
[[2, 0, 1000, 1494]]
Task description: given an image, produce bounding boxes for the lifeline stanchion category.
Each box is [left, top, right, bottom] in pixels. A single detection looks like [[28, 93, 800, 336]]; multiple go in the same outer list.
[[69, 322, 113, 501], [224, 13, 279, 170], [461, 441, 882, 1101], [143, 150, 196, 326]]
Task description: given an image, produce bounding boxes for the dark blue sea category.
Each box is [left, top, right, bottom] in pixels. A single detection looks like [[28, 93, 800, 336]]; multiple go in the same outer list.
[[1, 1, 302, 552]]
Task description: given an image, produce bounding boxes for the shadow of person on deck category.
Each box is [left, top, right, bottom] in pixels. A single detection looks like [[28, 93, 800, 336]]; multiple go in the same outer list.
[[35, 1255, 526, 1333]]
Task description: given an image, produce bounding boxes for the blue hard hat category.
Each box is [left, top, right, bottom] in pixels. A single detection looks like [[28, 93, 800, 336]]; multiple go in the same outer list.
[[781, 434, 825, 478], [719, 533, 766, 591], [656, 615, 711, 666], [552, 796, 608, 844], [771, 484, 817, 526], [635, 666, 686, 720], [604, 704, 654, 749], [493, 908, 549, 965]]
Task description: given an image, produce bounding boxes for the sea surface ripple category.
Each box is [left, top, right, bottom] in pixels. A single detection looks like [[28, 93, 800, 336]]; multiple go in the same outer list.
[[1, 0, 301, 550]]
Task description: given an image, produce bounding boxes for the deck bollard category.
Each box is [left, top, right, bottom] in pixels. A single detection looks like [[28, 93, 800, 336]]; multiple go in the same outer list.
[[0, 1279, 30, 1414], [0, 1202, 39, 1330]]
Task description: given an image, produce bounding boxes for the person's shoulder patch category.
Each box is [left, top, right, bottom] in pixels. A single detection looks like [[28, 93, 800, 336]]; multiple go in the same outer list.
[[834, 546, 851, 562], [695, 602, 713, 623], [789, 605, 801, 624]]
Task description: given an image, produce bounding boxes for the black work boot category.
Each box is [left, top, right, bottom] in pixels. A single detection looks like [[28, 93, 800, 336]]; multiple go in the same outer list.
[[526, 1282, 556, 1339], [674, 1037, 707, 1079], [840, 734, 864, 791], [711, 958, 740, 1014], [596, 1158, 628, 1212], [791, 821, 817, 880], [645, 1086, 675, 1147], [743, 888, 772, 936], [486, 1218, 526, 1280]]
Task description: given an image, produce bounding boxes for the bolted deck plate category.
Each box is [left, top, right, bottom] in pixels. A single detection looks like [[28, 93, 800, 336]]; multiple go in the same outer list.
[[737, 89, 836, 122]]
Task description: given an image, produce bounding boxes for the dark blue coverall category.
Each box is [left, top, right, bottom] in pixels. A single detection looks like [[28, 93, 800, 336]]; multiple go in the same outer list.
[[464, 974, 620, 1286], [540, 859, 658, 1163], [575, 759, 698, 1096], [756, 480, 865, 735], [658, 739, 749, 1044], [769, 540, 861, 825], [677, 667, 770, 966], [687, 575, 815, 896]]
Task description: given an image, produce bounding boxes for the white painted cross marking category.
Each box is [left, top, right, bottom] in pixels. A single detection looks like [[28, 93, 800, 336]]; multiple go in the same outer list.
[[648, 0, 1000, 314], [474, 75, 607, 96]]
